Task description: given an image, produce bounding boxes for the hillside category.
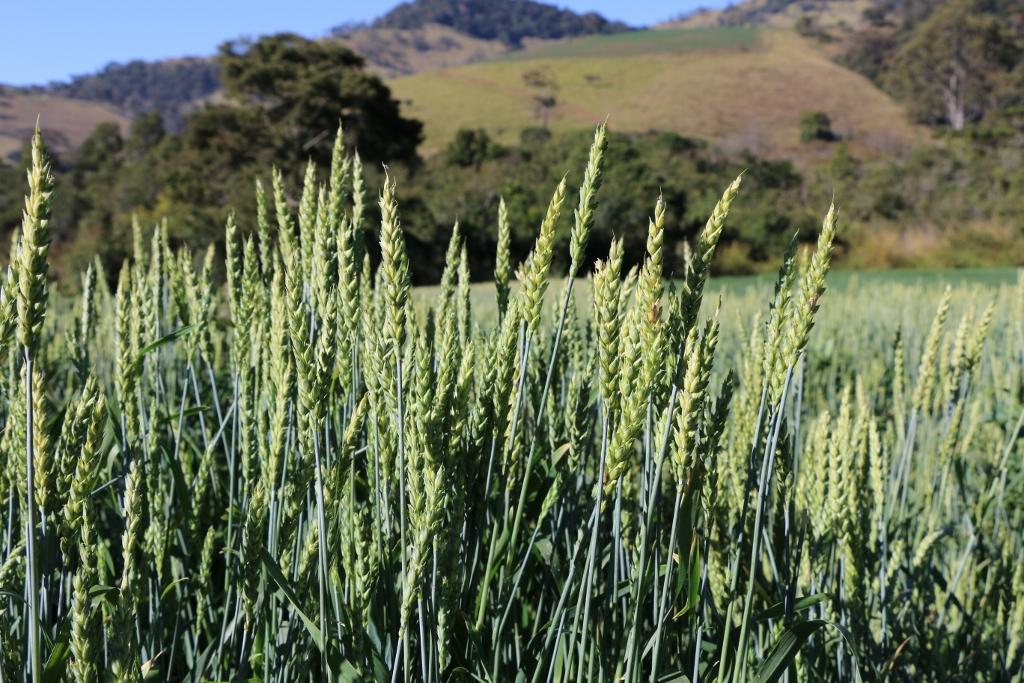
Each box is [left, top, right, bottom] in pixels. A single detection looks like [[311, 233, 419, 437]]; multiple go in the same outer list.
[[373, 0, 631, 45], [389, 27, 926, 162], [683, 0, 1024, 131], [0, 88, 128, 161], [5, 0, 1013, 169], [44, 58, 220, 131], [336, 23, 509, 78], [0, 0, 630, 153], [673, 0, 876, 32]]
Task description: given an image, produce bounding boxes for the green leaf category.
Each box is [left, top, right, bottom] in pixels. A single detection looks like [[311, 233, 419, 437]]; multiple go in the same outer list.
[[550, 442, 571, 465], [755, 593, 830, 623], [161, 576, 190, 600], [136, 324, 199, 360], [656, 673, 690, 683], [42, 619, 72, 683], [259, 547, 325, 649], [676, 539, 701, 618], [753, 619, 828, 683], [337, 659, 362, 682], [88, 583, 120, 609]]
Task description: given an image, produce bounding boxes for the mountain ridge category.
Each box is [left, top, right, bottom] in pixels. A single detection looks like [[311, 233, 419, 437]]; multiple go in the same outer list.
[[373, 0, 632, 46], [4, 0, 1018, 168], [0, 0, 632, 150]]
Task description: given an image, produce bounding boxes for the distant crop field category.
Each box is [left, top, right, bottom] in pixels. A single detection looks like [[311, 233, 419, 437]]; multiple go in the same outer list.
[[498, 27, 761, 61], [416, 267, 1020, 328], [713, 265, 1021, 294]]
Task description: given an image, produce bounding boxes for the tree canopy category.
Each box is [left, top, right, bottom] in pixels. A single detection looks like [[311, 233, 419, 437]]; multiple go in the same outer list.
[[218, 33, 423, 167], [885, 0, 1021, 129], [373, 0, 630, 46], [842, 0, 1023, 130], [46, 58, 220, 131], [1, 32, 425, 278]]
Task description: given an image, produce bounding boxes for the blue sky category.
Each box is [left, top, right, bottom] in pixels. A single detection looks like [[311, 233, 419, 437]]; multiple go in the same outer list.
[[0, 0, 733, 86]]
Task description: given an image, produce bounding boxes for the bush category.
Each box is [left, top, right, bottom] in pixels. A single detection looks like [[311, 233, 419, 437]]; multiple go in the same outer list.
[[444, 128, 504, 168], [799, 110, 836, 142]]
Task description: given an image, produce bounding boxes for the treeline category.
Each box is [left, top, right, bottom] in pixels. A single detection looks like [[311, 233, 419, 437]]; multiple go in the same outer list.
[[3, 116, 1020, 286], [1, 32, 823, 284], [372, 0, 631, 46], [0, 34, 423, 280], [712, 0, 1023, 131], [840, 0, 1023, 130], [39, 58, 221, 131], [2, 27, 1022, 284], [0, 120, 818, 284]]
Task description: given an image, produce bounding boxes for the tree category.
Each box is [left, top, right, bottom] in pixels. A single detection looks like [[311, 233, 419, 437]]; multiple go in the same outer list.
[[798, 111, 836, 142], [74, 122, 123, 172], [371, 0, 630, 47], [522, 68, 558, 128], [886, 0, 1021, 129], [0, 160, 21, 242], [125, 112, 166, 158], [0, 33, 428, 278], [218, 33, 422, 166], [445, 129, 504, 168]]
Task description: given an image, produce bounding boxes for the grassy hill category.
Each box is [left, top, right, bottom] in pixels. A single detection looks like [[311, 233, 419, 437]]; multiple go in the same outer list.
[[495, 25, 759, 60], [373, 0, 631, 46], [1, 0, 629, 152], [336, 24, 509, 78], [0, 1, 932, 168], [44, 57, 220, 131], [389, 27, 926, 162], [0, 89, 128, 161], [673, 0, 876, 32]]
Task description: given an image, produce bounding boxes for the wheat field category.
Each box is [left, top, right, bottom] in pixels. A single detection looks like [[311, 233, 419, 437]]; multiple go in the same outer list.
[[0, 124, 1021, 682]]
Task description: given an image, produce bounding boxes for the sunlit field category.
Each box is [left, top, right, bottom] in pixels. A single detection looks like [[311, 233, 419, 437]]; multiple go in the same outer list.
[[1, 125, 1022, 682]]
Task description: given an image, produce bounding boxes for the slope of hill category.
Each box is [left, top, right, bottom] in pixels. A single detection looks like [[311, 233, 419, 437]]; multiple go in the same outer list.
[[374, 0, 631, 46], [1, 0, 632, 151], [496, 25, 759, 61], [44, 58, 220, 131], [336, 24, 509, 78], [678, 0, 1024, 131], [673, 0, 875, 32], [389, 27, 926, 161], [0, 89, 129, 161]]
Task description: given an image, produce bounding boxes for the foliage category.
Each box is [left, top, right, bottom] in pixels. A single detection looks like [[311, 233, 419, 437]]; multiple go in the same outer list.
[[697, 0, 1023, 132], [41, 58, 220, 131], [443, 128, 505, 168], [373, 0, 631, 46], [0, 33, 423, 280], [0, 161, 21, 237], [798, 110, 835, 142], [3, 9, 1024, 282], [218, 33, 423, 168], [841, 0, 1024, 129], [816, 128, 1024, 229], [794, 15, 832, 42], [883, 0, 1022, 129], [2, 124, 1024, 683], [0, 121, 822, 283], [6, 115, 1024, 285], [400, 129, 817, 282]]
